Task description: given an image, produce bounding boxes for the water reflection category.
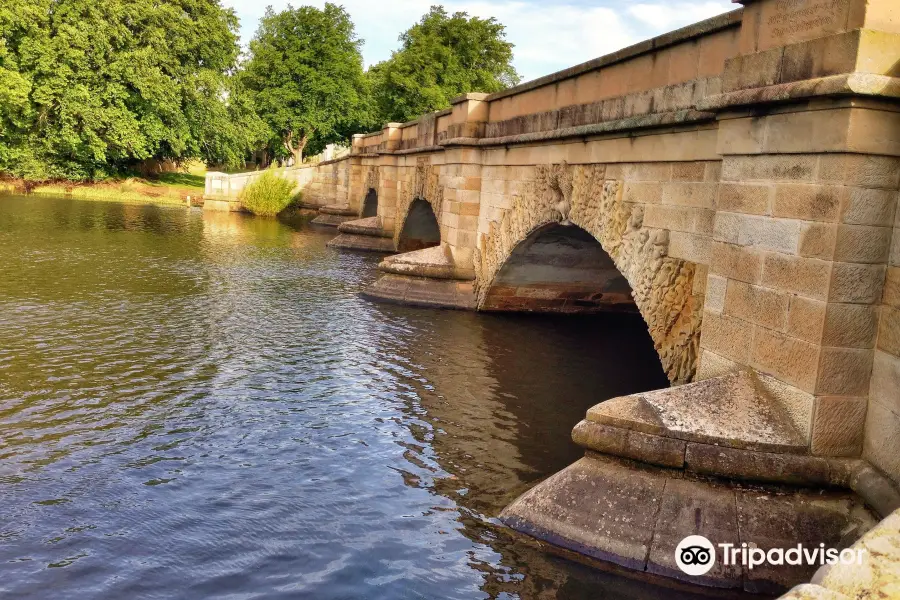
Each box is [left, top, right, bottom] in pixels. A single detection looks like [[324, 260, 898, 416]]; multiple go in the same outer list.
[[0, 196, 737, 599]]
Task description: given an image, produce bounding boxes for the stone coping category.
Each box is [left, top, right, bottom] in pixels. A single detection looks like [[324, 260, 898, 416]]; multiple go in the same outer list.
[[441, 110, 716, 148], [337, 216, 392, 238], [349, 110, 716, 156], [587, 371, 808, 454], [378, 245, 476, 281], [483, 10, 743, 103], [698, 74, 900, 111], [501, 453, 877, 593]]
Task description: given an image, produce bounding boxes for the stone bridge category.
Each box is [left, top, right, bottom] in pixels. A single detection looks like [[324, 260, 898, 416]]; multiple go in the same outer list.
[[207, 0, 900, 594]]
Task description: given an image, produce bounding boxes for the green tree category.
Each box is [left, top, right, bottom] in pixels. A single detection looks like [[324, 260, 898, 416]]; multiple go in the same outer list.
[[242, 4, 369, 164], [370, 6, 520, 124], [0, 0, 262, 181]]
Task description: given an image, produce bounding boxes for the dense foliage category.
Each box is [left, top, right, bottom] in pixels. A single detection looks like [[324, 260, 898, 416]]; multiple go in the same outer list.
[[0, 2, 519, 182], [369, 7, 520, 124], [0, 0, 266, 181], [239, 169, 297, 216], [241, 4, 371, 165]]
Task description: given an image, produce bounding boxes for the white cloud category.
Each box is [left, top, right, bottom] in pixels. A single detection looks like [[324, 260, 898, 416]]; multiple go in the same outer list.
[[627, 2, 733, 31], [223, 0, 734, 82]]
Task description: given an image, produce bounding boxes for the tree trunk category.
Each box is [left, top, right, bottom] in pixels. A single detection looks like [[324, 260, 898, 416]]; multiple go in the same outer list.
[[283, 131, 309, 166]]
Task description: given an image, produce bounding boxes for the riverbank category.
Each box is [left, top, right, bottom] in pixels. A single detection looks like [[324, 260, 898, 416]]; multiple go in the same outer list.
[[0, 171, 206, 207]]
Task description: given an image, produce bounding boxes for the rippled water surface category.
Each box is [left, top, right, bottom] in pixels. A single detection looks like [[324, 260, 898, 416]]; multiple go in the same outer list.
[[1, 196, 712, 599]]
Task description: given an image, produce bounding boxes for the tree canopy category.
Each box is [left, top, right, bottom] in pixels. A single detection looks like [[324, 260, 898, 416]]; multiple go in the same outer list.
[[369, 6, 520, 125], [0, 0, 264, 181], [241, 3, 371, 164]]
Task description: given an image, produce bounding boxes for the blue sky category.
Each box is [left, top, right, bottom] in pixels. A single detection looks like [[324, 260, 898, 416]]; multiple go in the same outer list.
[[222, 0, 736, 83]]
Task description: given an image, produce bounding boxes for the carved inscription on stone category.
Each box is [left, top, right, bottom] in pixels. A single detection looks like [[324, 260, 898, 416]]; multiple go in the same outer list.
[[759, 0, 850, 50]]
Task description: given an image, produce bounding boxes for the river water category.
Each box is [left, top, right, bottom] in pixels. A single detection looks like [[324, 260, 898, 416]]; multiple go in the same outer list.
[[0, 196, 716, 599]]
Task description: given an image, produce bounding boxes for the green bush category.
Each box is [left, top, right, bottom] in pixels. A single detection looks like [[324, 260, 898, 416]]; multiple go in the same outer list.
[[239, 169, 297, 216]]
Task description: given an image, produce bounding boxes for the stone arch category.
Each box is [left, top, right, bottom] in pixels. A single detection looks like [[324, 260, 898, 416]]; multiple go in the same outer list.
[[393, 160, 444, 250], [474, 162, 703, 385], [361, 188, 378, 218], [397, 198, 441, 252]]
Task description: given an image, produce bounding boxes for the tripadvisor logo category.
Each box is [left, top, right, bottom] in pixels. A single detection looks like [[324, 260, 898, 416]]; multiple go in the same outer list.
[[675, 535, 716, 576], [675, 535, 867, 576]]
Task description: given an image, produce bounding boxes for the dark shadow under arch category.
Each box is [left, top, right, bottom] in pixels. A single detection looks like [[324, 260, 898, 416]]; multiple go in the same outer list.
[[481, 223, 637, 314], [362, 188, 378, 218], [397, 198, 441, 253]]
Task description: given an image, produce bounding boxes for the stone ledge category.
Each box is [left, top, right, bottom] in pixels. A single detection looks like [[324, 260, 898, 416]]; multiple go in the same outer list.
[[310, 213, 356, 227], [320, 204, 357, 216], [586, 370, 808, 454], [501, 453, 877, 593], [698, 74, 900, 112], [378, 245, 475, 281], [326, 233, 395, 253], [361, 273, 476, 310], [337, 216, 392, 238]]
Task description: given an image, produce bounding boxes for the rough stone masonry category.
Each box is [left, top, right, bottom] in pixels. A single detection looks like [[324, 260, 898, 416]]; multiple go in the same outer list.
[[207, 0, 900, 593]]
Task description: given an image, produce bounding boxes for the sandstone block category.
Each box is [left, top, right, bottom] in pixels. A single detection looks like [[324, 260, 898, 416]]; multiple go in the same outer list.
[[878, 306, 900, 357], [751, 327, 820, 392], [892, 228, 900, 267], [840, 187, 897, 226], [717, 116, 766, 155], [644, 204, 713, 234], [700, 311, 755, 363], [870, 350, 900, 416], [774, 184, 842, 222], [863, 402, 900, 485], [829, 262, 886, 304], [671, 161, 705, 182], [764, 110, 850, 154], [623, 181, 662, 205], [884, 267, 900, 308], [661, 182, 717, 209], [722, 154, 818, 183], [816, 347, 874, 397], [762, 253, 832, 300], [696, 349, 740, 380], [705, 274, 728, 314], [817, 154, 900, 190], [780, 31, 858, 84], [717, 183, 771, 215], [722, 48, 783, 92], [787, 296, 828, 344], [822, 303, 879, 349], [725, 280, 790, 331], [710, 241, 763, 283], [571, 420, 686, 468], [810, 396, 867, 457], [834, 225, 893, 264], [646, 478, 742, 586], [667, 231, 711, 264], [685, 444, 830, 486], [798, 222, 838, 260]]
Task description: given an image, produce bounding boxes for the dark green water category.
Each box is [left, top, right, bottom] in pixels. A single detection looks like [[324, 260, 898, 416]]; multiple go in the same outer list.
[[0, 195, 716, 599]]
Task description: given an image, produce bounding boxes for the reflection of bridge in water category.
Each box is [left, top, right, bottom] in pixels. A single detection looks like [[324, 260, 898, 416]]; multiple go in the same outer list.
[[206, 0, 900, 595]]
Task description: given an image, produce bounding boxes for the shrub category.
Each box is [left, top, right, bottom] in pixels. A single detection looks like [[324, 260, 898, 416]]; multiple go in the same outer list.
[[239, 169, 296, 216]]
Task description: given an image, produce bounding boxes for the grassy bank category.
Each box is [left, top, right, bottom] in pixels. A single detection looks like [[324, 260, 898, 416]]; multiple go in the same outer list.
[[1, 165, 207, 207]]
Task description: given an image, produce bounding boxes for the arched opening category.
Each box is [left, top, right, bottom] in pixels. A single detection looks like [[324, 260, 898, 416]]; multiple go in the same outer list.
[[397, 198, 441, 253], [361, 188, 378, 218], [481, 223, 637, 314]]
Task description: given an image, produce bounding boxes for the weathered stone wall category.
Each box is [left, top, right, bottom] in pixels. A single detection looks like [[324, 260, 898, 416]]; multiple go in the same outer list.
[[866, 188, 900, 482]]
